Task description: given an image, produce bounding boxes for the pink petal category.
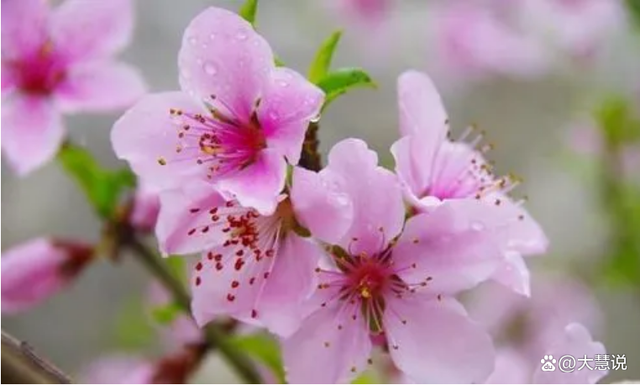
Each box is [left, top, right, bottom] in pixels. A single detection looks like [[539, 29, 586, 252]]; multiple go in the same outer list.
[[258, 67, 324, 164], [325, 139, 405, 255], [255, 235, 322, 337], [50, 0, 133, 62], [390, 136, 423, 205], [1, 94, 64, 176], [485, 348, 531, 384], [1, 62, 18, 95], [397, 70, 448, 138], [111, 92, 205, 191], [190, 243, 274, 327], [393, 200, 503, 295], [482, 192, 548, 256], [384, 296, 494, 383], [178, 7, 274, 121], [156, 182, 228, 255], [1, 238, 67, 313], [54, 62, 146, 113], [533, 323, 607, 384], [216, 149, 286, 215], [1, 0, 49, 60], [282, 302, 372, 383], [290, 167, 354, 244], [490, 251, 531, 297]]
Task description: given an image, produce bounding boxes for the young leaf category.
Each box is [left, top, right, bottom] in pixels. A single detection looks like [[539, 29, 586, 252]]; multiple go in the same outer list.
[[232, 333, 285, 382], [166, 256, 187, 284], [239, 0, 259, 27], [57, 143, 136, 219], [113, 297, 156, 350], [317, 67, 377, 108], [308, 30, 343, 83]]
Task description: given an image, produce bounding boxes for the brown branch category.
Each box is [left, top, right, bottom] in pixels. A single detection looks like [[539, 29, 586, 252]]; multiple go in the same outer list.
[[299, 122, 321, 171], [1, 330, 71, 384]]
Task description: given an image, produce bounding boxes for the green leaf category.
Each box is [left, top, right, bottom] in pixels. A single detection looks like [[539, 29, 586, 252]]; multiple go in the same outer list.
[[232, 333, 284, 382], [57, 143, 135, 219], [352, 373, 378, 384], [308, 30, 343, 83], [239, 0, 259, 27], [595, 96, 640, 145], [317, 68, 377, 108], [151, 302, 183, 325]]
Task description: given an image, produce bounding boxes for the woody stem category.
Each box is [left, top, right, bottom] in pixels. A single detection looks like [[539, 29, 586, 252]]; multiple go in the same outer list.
[[299, 121, 321, 171], [125, 236, 262, 384]]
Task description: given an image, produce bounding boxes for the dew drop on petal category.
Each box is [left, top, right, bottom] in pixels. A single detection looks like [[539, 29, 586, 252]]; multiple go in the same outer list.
[[236, 29, 248, 41], [471, 221, 485, 231], [209, 33, 216, 41], [188, 36, 198, 46], [181, 69, 192, 80], [204, 62, 218, 76], [277, 79, 289, 87]]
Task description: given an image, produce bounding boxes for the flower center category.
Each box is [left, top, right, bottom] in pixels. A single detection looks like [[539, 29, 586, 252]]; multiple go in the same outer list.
[[14, 42, 65, 95], [166, 106, 267, 178]]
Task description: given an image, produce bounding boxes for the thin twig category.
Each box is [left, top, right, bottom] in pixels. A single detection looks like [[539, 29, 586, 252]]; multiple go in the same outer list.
[[1, 330, 71, 384], [299, 122, 321, 171], [126, 236, 262, 384]]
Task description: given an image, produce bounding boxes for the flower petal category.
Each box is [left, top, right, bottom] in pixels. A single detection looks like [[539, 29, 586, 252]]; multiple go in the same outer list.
[[178, 7, 274, 121], [384, 296, 494, 383], [1, 238, 66, 313], [258, 67, 324, 164], [256, 235, 322, 337], [1, 0, 49, 60], [216, 149, 286, 215], [326, 139, 405, 254], [2, 62, 19, 95], [50, 0, 133, 61], [156, 182, 228, 256], [485, 348, 531, 384], [533, 323, 607, 384], [490, 251, 531, 297], [1, 94, 64, 176], [290, 167, 354, 244], [393, 200, 503, 294], [111, 92, 206, 191], [282, 302, 372, 383], [190, 243, 275, 327], [54, 62, 146, 112]]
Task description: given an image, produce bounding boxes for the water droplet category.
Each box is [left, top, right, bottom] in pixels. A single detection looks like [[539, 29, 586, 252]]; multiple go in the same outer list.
[[310, 113, 321, 123], [277, 80, 289, 87], [335, 194, 350, 207], [188, 36, 198, 46], [204, 61, 218, 76], [181, 69, 192, 80], [201, 43, 208, 49], [236, 29, 248, 41], [209, 33, 216, 41], [471, 221, 484, 231]]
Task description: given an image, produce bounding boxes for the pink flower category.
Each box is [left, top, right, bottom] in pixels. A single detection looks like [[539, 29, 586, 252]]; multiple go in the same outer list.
[[282, 139, 504, 383], [1, 238, 94, 313], [391, 70, 548, 296], [432, 0, 550, 80], [78, 355, 156, 384], [155, 181, 332, 337], [532, 323, 608, 384], [1, 0, 146, 175], [466, 277, 605, 383], [112, 7, 324, 215], [130, 183, 160, 232]]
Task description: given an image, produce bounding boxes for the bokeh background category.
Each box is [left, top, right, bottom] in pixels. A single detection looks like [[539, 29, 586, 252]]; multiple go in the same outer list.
[[2, 0, 640, 382]]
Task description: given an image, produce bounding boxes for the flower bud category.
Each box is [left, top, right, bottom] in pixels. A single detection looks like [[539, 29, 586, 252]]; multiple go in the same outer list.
[[1, 238, 94, 313]]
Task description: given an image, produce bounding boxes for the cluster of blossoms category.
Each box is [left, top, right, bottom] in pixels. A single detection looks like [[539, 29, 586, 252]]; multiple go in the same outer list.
[[109, 7, 553, 383], [1, 1, 615, 384]]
